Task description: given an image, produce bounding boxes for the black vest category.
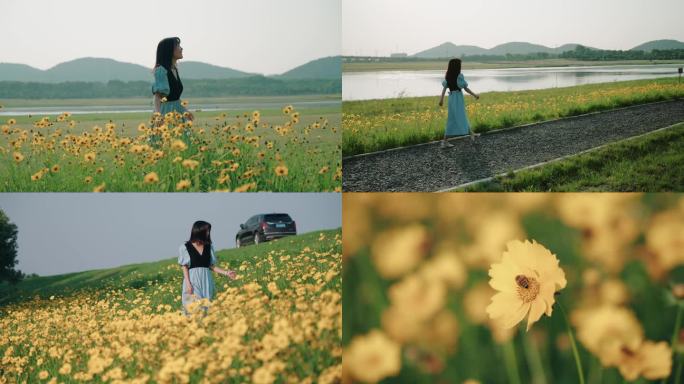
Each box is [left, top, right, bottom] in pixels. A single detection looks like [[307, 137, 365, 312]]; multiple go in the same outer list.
[[185, 241, 211, 269], [166, 67, 183, 102]]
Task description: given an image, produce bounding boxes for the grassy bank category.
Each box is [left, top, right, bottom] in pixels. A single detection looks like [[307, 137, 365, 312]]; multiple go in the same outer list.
[[343, 77, 684, 156], [0, 229, 342, 383], [457, 122, 684, 192]]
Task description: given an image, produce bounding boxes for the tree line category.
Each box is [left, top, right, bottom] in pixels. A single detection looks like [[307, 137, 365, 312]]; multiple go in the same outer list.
[[559, 45, 684, 61], [0, 76, 341, 99]]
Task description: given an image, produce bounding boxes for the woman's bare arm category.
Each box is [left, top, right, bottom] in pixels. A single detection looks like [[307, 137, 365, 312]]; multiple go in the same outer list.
[[182, 265, 192, 293], [438, 86, 447, 106], [210, 265, 237, 279], [464, 87, 480, 99]]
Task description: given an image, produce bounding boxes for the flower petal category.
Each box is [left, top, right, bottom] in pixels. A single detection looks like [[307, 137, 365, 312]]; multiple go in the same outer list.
[[503, 302, 530, 329], [486, 291, 519, 320], [526, 299, 546, 331]]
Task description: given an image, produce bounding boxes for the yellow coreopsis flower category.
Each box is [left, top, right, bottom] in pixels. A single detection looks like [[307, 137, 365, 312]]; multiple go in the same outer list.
[[616, 340, 672, 381], [344, 329, 401, 383], [93, 182, 106, 192], [143, 172, 159, 184], [171, 139, 187, 151], [182, 159, 200, 170], [176, 179, 191, 190], [275, 165, 288, 177], [13, 152, 24, 163], [486, 239, 567, 331], [31, 170, 43, 181]]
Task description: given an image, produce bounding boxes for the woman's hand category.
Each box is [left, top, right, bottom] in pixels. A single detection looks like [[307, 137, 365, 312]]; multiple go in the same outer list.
[[185, 281, 193, 295], [438, 100, 444, 107], [474, 94, 480, 100], [225, 270, 237, 280]]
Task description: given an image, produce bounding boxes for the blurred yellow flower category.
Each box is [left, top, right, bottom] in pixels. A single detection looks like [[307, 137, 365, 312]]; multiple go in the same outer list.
[[7, 118, 16, 125], [388, 273, 446, 321], [38, 370, 48, 380], [144, 172, 159, 184], [31, 170, 43, 181], [275, 165, 288, 177], [58, 363, 72, 375], [51, 164, 60, 173], [170, 139, 187, 151], [84, 152, 96, 162], [182, 159, 200, 170], [344, 330, 401, 383], [615, 340, 671, 381], [13, 152, 24, 163], [574, 305, 643, 367], [371, 224, 429, 279], [486, 239, 567, 331], [176, 179, 191, 190], [93, 182, 106, 192], [84, 176, 93, 184], [645, 209, 684, 276], [418, 248, 466, 289]]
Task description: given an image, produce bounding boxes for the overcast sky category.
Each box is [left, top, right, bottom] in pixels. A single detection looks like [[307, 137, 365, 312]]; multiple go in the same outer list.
[[0, 0, 340, 75], [0, 193, 340, 276], [343, 0, 684, 56]]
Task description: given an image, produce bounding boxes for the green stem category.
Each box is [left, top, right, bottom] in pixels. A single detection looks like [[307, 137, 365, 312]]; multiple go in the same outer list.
[[663, 303, 683, 384], [503, 339, 523, 384], [521, 328, 547, 384], [558, 302, 585, 384]]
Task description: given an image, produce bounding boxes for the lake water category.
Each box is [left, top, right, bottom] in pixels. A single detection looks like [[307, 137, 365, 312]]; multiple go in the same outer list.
[[0, 99, 340, 116], [342, 64, 684, 101]]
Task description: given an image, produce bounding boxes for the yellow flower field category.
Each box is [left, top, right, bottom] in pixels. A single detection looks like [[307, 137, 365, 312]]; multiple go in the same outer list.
[[343, 77, 684, 155], [0, 230, 342, 384], [0, 105, 341, 192]]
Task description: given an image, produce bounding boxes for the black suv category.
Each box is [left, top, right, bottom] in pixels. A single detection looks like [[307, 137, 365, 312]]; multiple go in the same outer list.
[[236, 213, 296, 247]]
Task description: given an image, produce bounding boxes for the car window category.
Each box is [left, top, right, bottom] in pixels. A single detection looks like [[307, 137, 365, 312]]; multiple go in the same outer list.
[[264, 214, 292, 222]]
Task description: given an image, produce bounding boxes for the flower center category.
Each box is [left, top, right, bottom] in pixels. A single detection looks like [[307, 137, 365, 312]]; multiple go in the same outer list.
[[515, 274, 540, 303]]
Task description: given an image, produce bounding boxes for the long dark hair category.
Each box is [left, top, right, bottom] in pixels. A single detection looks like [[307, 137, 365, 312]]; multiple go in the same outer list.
[[445, 58, 462, 92], [189, 220, 212, 245], [154, 37, 180, 72]]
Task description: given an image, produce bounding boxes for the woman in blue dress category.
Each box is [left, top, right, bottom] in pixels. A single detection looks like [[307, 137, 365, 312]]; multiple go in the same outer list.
[[152, 37, 194, 126], [178, 220, 237, 316], [438, 58, 480, 148]]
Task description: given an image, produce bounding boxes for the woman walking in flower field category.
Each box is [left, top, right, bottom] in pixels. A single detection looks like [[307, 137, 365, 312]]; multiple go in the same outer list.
[[152, 37, 194, 125], [179, 221, 237, 315], [438, 58, 480, 148]]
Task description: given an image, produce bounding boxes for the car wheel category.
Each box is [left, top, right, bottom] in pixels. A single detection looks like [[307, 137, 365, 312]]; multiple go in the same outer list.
[[255, 232, 264, 245], [236, 238, 241, 248]]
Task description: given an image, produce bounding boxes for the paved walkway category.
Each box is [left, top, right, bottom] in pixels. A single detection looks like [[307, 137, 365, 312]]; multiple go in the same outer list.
[[342, 99, 684, 192]]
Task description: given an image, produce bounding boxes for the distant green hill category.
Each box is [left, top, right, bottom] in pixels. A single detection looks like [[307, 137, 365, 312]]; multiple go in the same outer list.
[[413, 42, 489, 58], [0, 56, 337, 83], [412, 41, 600, 58], [631, 39, 684, 52], [279, 56, 341, 79], [0, 63, 45, 82], [487, 42, 555, 55], [0, 228, 340, 307]]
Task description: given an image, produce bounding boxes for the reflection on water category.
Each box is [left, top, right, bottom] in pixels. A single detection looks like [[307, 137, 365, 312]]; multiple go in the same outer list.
[[342, 64, 684, 101]]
